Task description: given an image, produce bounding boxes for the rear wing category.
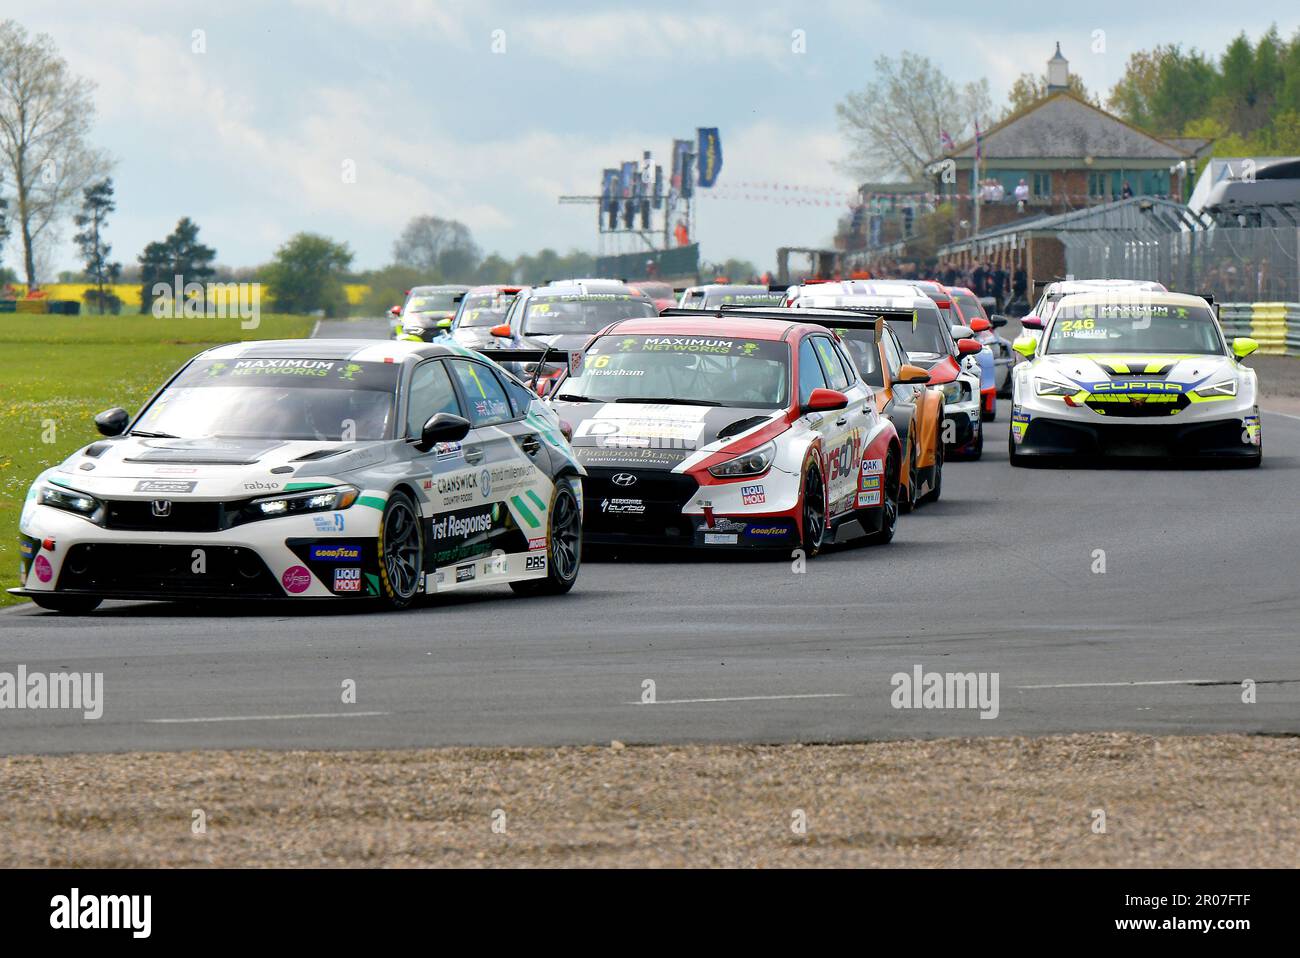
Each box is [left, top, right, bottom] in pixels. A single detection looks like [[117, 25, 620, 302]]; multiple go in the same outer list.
[[658, 305, 916, 341], [475, 346, 584, 380]]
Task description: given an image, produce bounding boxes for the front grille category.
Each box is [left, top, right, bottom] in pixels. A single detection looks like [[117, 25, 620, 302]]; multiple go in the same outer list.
[[584, 468, 698, 539], [1084, 394, 1190, 418], [56, 543, 283, 597], [103, 499, 228, 532]]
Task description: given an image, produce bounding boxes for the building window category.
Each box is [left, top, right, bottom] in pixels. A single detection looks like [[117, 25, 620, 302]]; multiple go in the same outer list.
[[1032, 173, 1052, 198], [1088, 171, 1110, 197]]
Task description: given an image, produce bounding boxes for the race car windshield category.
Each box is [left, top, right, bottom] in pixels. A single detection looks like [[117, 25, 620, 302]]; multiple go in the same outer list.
[[1046, 303, 1224, 355], [523, 295, 656, 335], [561, 334, 790, 408], [406, 293, 460, 312], [457, 293, 513, 327], [881, 307, 949, 356], [949, 290, 985, 320], [829, 329, 884, 386], [132, 359, 401, 441], [703, 289, 786, 308]]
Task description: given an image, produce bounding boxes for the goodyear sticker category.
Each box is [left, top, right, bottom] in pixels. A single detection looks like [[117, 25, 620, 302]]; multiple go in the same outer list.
[[1243, 415, 1261, 445], [857, 490, 881, 507], [1011, 409, 1030, 443]]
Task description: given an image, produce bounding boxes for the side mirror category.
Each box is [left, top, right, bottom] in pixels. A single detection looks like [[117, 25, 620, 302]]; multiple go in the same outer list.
[[951, 324, 974, 340], [1012, 335, 1038, 358], [414, 412, 472, 451], [990, 315, 1009, 328], [437, 317, 452, 330], [957, 338, 982, 355], [1021, 315, 1044, 330], [896, 364, 931, 385], [490, 323, 513, 338], [1232, 337, 1259, 360], [802, 387, 848, 413], [969, 317, 991, 333], [94, 407, 130, 437]]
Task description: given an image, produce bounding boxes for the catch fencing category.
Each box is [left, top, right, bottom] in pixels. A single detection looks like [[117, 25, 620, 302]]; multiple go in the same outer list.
[[1062, 226, 1300, 304]]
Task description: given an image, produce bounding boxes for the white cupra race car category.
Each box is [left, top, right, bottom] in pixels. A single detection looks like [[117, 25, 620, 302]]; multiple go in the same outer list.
[[13, 340, 585, 613], [1009, 291, 1262, 465]]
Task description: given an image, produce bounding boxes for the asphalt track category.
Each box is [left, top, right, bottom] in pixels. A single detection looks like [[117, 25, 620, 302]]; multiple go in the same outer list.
[[2, 318, 1297, 754]]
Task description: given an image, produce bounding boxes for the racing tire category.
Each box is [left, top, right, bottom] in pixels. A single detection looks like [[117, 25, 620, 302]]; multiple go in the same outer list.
[[920, 436, 943, 504], [377, 490, 424, 611], [800, 460, 827, 558], [863, 448, 900, 545], [899, 439, 919, 514], [981, 398, 997, 423], [511, 478, 582, 597], [30, 594, 102, 614], [964, 419, 984, 461]]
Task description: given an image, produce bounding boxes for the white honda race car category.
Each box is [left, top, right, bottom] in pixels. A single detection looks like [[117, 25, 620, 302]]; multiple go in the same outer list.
[[1009, 291, 1262, 465], [14, 340, 585, 613]]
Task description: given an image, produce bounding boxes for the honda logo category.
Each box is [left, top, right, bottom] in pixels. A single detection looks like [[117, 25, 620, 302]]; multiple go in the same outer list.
[[151, 500, 172, 517], [611, 473, 638, 487]]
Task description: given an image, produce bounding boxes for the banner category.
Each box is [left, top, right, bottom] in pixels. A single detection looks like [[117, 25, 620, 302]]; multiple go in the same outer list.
[[672, 138, 693, 200], [696, 128, 722, 189], [601, 168, 619, 230]]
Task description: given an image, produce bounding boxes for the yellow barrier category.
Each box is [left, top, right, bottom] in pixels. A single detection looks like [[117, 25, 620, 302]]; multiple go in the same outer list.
[[8, 283, 375, 309], [1250, 302, 1288, 355]]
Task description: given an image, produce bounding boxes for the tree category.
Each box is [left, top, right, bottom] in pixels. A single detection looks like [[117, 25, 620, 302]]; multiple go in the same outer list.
[[836, 52, 993, 179], [73, 178, 121, 313], [262, 232, 353, 317], [1005, 71, 1095, 116], [392, 215, 481, 280], [138, 217, 216, 313], [0, 20, 108, 286]]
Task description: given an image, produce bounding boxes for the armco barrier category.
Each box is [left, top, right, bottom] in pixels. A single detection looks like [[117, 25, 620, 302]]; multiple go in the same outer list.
[[1251, 302, 1288, 355]]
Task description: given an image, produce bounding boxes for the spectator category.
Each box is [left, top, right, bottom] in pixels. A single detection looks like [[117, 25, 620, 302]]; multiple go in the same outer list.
[[990, 180, 1005, 202], [991, 262, 1008, 311], [1121, 180, 1134, 199], [1014, 178, 1029, 212], [972, 261, 989, 298]]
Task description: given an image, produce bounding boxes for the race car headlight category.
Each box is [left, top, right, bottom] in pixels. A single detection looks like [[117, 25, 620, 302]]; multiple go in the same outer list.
[[1034, 378, 1077, 397], [1193, 379, 1237, 398], [708, 441, 776, 479], [250, 485, 359, 518], [941, 381, 968, 404], [40, 485, 100, 516]]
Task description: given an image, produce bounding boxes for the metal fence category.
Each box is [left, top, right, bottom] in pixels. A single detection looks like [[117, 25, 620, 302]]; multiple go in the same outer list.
[[1062, 226, 1300, 303], [594, 243, 700, 282]]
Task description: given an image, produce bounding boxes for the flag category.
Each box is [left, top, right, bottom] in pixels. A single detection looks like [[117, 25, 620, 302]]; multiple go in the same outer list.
[[940, 130, 955, 152], [696, 128, 722, 189]]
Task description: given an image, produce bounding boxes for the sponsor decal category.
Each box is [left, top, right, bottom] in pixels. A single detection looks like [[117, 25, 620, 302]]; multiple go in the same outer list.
[[436, 471, 479, 506], [479, 468, 492, 498], [309, 543, 362, 562], [740, 484, 766, 505], [857, 491, 881, 507], [421, 479, 433, 490], [704, 532, 738, 545], [153, 466, 197, 475], [134, 479, 197, 494], [430, 508, 496, 541], [860, 475, 881, 491], [611, 473, 638, 487], [746, 523, 793, 538], [333, 567, 362, 592], [862, 458, 883, 473], [243, 480, 281, 492], [1243, 415, 1261, 445], [33, 555, 53, 583], [19, 539, 36, 560], [230, 358, 336, 377], [706, 517, 748, 533], [487, 462, 532, 496], [1011, 409, 1030, 443], [568, 350, 584, 377], [600, 497, 645, 515], [313, 513, 346, 533], [281, 565, 312, 593], [574, 446, 689, 468], [455, 563, 476, 583], [826, 430, 864, 483], [525, 554, 547, 571], [528, 536, 548, 551], [434, 441, 463, 461]]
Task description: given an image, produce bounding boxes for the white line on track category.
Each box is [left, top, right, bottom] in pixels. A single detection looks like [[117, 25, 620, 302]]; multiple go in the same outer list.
[[1261, 409, 1300, 422], [1016, 679, 1218, 690], [628, 693, 849, 705], [145, 711, 390, 724]]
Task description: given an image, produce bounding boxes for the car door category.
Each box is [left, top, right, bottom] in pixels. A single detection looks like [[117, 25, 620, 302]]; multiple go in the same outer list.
[[803, 334, 865, 518], [445, 358, 554, 571]]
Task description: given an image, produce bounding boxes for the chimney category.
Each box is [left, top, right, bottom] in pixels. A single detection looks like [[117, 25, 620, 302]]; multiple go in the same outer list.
[[1047, 42, 1069, 93]]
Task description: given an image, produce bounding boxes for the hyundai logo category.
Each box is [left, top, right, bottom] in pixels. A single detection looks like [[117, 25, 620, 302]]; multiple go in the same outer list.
[[611, 473, 638, 487], [151, 500, 172, 517]]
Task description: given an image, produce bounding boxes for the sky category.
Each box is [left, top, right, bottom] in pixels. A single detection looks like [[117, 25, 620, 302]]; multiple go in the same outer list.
[[4, 0, 1298, 277]]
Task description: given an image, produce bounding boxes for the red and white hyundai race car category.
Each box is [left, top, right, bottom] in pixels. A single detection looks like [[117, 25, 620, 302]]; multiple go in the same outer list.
[[549, 315, 903, 555]]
